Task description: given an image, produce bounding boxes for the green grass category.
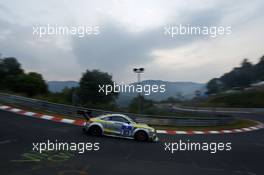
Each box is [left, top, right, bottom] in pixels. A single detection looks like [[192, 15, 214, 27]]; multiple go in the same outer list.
[[196, 90, 264, 108], [151, 119, 259, 131], [0, 97, 227, 120], [1, 101, 260, 131]]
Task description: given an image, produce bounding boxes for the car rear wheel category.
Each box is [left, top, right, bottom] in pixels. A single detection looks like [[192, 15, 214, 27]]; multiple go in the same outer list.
[[88, 125, 102, 136], [135, 131, 148, 141]]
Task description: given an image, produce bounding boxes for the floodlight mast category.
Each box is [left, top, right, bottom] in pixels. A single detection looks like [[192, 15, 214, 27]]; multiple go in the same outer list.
[[133, 68, 145, 114]]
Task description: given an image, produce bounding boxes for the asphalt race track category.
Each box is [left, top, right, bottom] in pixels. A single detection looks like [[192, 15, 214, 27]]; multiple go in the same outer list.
[[0, 110, 264, 175]]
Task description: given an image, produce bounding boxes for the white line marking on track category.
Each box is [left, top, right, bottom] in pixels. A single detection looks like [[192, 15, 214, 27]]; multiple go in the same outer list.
[[250, 127, 258, 130], [10, 108, 22, 112], [193, 131, 205, 134], [156, 130, 167, 134], [208, 131, 220, 134], [176, 131, 187, 134], [242, 128, 251, 131], [41, 115, 54, 120], [234, 129, 242, 132], [23, 112, 36, 116], [60, 118, 75, 124], [0, 139, 16, 145], [0, 105, 10, 109]]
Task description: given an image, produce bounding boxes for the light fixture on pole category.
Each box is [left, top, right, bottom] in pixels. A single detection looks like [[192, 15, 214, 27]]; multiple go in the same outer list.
[[133, 67, 145, 114]]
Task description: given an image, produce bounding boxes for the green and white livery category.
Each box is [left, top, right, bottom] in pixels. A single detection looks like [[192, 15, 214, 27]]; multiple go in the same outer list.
[[83, 114, 158, 142]]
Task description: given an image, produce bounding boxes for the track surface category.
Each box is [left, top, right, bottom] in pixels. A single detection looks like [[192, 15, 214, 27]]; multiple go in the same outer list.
[[0, 110, 264, 175]]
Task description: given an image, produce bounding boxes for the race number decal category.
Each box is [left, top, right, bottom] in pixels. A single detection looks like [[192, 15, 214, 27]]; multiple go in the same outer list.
[[121, 124, 133, 136]]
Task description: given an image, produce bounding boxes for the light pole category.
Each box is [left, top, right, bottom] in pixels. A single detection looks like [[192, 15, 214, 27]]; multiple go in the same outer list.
[[133, 68, 144, 114]]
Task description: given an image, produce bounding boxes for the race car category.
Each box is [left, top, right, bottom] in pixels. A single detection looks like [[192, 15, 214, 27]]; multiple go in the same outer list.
[[82, 113, 158, 142]]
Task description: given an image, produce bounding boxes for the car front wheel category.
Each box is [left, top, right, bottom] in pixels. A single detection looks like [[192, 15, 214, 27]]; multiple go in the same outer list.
[[135, 131, 148, 141], [88, 125, 103, 136]]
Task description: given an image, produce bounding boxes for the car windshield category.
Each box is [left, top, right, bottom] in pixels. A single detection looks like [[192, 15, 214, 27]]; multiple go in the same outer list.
[[111, 116, 129, 123], [124, 116, 136, 124], [101, 115, 136, 124]]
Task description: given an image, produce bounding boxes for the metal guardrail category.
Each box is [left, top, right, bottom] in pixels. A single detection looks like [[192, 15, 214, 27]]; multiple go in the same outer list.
[[171, 105, 264, 114], [0, 93, 235, 126]]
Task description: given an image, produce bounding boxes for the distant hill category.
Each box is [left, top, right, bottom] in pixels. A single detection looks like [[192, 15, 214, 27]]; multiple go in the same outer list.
[[47, 80, 206, 106], [47, 81, 79, 92], [117, 80, 206, 107]]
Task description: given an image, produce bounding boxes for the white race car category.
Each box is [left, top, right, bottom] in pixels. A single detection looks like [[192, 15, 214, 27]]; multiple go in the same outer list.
[[83, 114, 158, 142]]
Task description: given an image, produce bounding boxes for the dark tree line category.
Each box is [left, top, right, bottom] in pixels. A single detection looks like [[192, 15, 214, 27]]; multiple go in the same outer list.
[[0, 56, 118, 109], [0, 57, 47, 96], [40, 70, 119, 109], [77, 69, 118, 107], [207, 56, 264, 94]]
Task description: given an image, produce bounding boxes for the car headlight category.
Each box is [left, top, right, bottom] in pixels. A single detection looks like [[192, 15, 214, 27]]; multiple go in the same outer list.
[[149, 128, 155, 133]]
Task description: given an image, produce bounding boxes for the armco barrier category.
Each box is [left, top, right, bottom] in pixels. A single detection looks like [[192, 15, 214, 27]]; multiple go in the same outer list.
[[0, 93, 235, 126], [171, 105, 264, 114]]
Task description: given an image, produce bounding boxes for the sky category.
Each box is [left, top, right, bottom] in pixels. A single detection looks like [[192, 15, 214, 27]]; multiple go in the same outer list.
[[0, 0, 264, 83]]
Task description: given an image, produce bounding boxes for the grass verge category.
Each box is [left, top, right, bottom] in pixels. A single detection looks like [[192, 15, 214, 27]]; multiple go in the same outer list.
[[0, 102, 261, 131], [151, 119, 259, 131]]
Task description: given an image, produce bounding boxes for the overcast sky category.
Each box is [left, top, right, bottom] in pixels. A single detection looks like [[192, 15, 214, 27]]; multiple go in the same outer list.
[[0, 0, 264, 83]]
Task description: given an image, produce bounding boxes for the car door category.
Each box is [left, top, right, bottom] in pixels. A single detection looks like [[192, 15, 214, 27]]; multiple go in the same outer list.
[[99, 116, 116, 135], [109, 116, 133, 136]]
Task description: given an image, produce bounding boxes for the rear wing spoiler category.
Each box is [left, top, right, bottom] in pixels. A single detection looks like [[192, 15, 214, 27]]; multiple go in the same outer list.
[[77, 110, 93, 121]]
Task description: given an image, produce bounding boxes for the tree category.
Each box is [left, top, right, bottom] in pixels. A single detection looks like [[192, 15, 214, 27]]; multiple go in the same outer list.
[[14, 72, 47, 96], [207, 78, 224, 94], [0, 57, 24, 89], [128, 95, 153, 113], [241, 58, 252, 68], [0, 56, 48, 96], [255, 55, 264, 81], [206, 57, 262, 94], [0, 57, 23, 78], [78, 69, 118, 106]]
